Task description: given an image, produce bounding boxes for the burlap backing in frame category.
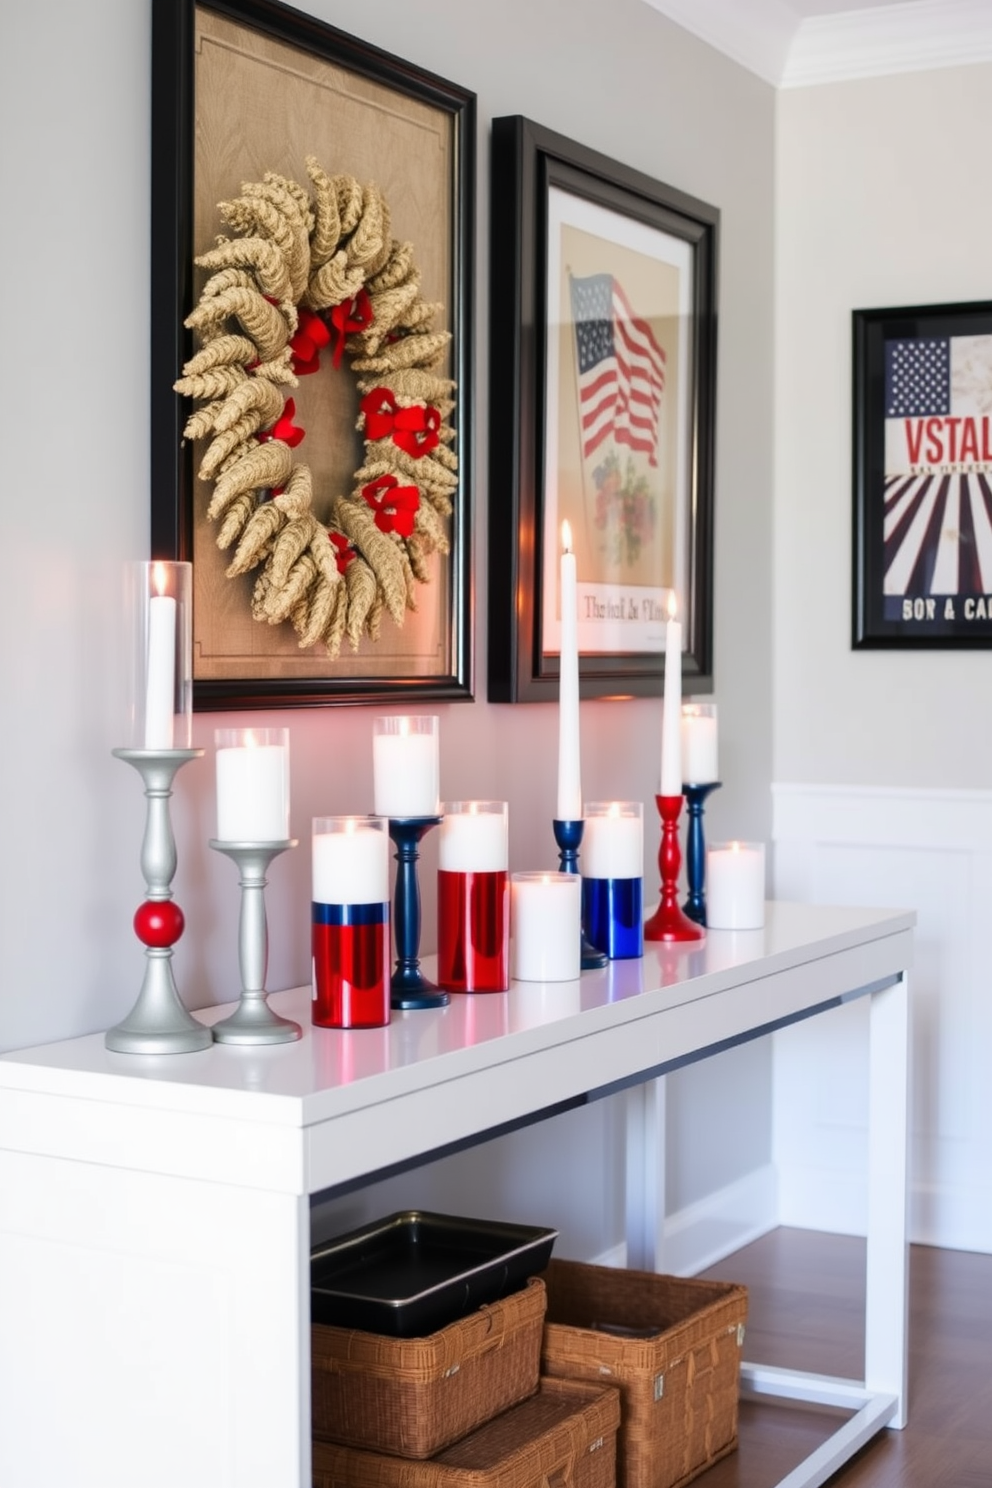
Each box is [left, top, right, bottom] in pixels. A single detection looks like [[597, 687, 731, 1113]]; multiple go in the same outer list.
[[190, 6, 454, 682]]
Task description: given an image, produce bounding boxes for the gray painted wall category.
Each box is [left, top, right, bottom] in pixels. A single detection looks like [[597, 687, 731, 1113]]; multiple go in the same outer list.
[[0, 0, 775, 1238], [774, 63, 992, 788]]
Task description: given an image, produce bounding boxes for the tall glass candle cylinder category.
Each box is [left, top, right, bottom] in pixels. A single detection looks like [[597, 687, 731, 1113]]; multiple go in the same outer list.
[[125, 560, 192, 750], [215, 728, 290, 842], [510, 872, 581, 983], [437, 801, 509, 993], [312, 816, 390, 1028], [706, 841, 765, 929], [581, 801, 644, 960], [681, 701, 719, 785], [373, 716, 440, 818]]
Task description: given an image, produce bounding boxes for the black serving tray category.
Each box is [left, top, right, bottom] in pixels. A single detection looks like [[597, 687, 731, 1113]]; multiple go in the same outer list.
[[310, 1210, 558, 1336]]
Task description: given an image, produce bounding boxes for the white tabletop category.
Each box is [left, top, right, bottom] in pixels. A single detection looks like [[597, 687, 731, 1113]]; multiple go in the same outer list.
[[1, 901, 913, 1129]]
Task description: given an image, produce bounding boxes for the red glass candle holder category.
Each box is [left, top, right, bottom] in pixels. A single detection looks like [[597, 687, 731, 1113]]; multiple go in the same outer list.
[[437, 869, 510, 992], [312, 903, 390, 1028]]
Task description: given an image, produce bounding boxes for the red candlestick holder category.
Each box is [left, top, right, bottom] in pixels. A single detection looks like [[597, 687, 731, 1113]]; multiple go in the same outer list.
[[644, 794, 706, 942]]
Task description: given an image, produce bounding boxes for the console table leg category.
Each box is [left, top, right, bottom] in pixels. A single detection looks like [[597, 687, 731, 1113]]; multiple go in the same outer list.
[[865, 970, 910, 1427], [625, 1077, 667, 1272]]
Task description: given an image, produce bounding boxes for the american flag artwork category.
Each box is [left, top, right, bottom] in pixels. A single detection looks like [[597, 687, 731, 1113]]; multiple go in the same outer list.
[[570, 273, 666, 466], [882, 333, 992, 613]]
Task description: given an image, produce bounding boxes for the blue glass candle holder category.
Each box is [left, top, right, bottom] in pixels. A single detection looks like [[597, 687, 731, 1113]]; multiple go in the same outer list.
[[582, 876, 644, 960]]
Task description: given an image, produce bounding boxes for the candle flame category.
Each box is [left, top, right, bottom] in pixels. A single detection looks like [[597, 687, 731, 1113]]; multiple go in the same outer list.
[[152, 561, 169, 598], [561, 519, 572, 555], [666, 590, 677, 621]]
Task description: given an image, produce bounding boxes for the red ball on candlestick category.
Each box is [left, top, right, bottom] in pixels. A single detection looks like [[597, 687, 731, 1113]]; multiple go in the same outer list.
[[133, 899, 185, 948]]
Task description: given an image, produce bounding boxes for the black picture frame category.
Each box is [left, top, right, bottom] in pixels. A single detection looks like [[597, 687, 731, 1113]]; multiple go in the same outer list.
[[853, 300, 992, 648], [151, 0, 475, 709], [487, 115, 718, 703]]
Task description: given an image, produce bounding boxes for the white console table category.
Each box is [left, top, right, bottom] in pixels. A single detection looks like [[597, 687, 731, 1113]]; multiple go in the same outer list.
[[0, 901, 912, 1488]]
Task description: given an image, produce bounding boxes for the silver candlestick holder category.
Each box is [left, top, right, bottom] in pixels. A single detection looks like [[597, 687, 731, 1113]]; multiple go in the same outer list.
[[106, 748, 212, 1055], [209, 840, 303, 1045]]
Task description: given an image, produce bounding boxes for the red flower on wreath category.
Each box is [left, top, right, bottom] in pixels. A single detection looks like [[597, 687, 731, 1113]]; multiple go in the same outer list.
[[258, 398, 305, 448], [329, 288, 373, 367], [361, 474, 420, 538], [289, 309, 331, 375], [360, 387, 400, 440], [329, 531, 356, 573], [359, 388, 440, 458]]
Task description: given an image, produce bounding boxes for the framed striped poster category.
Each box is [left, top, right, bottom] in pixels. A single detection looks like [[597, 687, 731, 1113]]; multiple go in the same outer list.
[[853, 301, 992, 648]]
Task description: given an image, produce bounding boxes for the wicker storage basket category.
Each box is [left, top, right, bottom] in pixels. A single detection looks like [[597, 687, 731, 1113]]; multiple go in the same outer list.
[[312, 1276, 546, 1459], [540, 1260, 747, 1488], [312, 1376, 621, 1488]]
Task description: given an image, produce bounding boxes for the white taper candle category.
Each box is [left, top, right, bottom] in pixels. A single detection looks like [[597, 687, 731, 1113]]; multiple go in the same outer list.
[[557, 521, 582, 821]]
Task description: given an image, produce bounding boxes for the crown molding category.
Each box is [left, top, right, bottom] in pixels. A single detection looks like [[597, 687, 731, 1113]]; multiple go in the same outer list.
[[642, 0, 992, 88], [782, 0, 992, 87]]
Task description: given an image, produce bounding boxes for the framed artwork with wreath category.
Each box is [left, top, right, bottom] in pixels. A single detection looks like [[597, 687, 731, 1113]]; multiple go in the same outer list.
[[487, 116, 718, 703], [151, 0, 475, 708]]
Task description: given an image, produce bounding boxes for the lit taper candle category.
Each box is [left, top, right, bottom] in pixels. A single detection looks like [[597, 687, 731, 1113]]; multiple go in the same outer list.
[[557, 520, 581, 821], [660, 592, 682, 795]]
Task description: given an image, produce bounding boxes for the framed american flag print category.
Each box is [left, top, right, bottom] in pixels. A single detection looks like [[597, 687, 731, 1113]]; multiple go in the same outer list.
[[853, 301, 992, 648], [487, 116, 718, 702]]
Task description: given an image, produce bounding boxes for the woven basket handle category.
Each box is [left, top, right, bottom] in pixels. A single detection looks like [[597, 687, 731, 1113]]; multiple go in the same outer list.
[[540, 1464, 573, 1488], [476, 1288, 509, 1352]]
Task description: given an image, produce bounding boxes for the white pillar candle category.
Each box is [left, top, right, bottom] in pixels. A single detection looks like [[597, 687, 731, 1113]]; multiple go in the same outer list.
[[706, 841, 765, 929], [439, 802, 508, 872], [215, 729, 290, 842], [660, 593, 682, 795], [511, 872, 581, 982], [681, 702, 718, 785], [144, 564, 176, 749], [373, 716, 439, 817], [313, 819, 389, 904], [557, 521, 582, 821], [582, 803, 643, 879]]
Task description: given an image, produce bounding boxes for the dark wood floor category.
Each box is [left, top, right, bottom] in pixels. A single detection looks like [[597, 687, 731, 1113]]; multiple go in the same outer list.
[[694, 1228, 992, 1487]]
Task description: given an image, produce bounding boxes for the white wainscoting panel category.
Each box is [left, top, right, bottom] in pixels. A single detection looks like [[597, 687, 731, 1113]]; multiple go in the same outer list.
[[772, 784, 992, 1253]]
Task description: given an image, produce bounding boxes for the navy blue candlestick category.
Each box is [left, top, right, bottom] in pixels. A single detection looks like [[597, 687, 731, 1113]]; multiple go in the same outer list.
[[388, 816, 448, 1010], [553, 819, 609, 970], [682, 781, 722, 926]]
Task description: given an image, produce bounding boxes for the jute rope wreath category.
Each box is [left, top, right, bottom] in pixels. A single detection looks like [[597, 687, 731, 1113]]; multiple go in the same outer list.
[[174, 156, 456, 656]]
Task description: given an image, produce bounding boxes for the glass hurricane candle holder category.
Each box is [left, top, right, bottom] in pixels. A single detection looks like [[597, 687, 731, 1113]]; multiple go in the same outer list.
[[706, 841, 766, 930], [372, 715, 439, 819], [124, 560, 192, 751], [312, 816, 391, 1029], [581, 802, 644, 960], [680, 700, 718, 786], [214, 728, 290, 844], [437, 802, 509, 993], [511, 872, 581, 983]]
